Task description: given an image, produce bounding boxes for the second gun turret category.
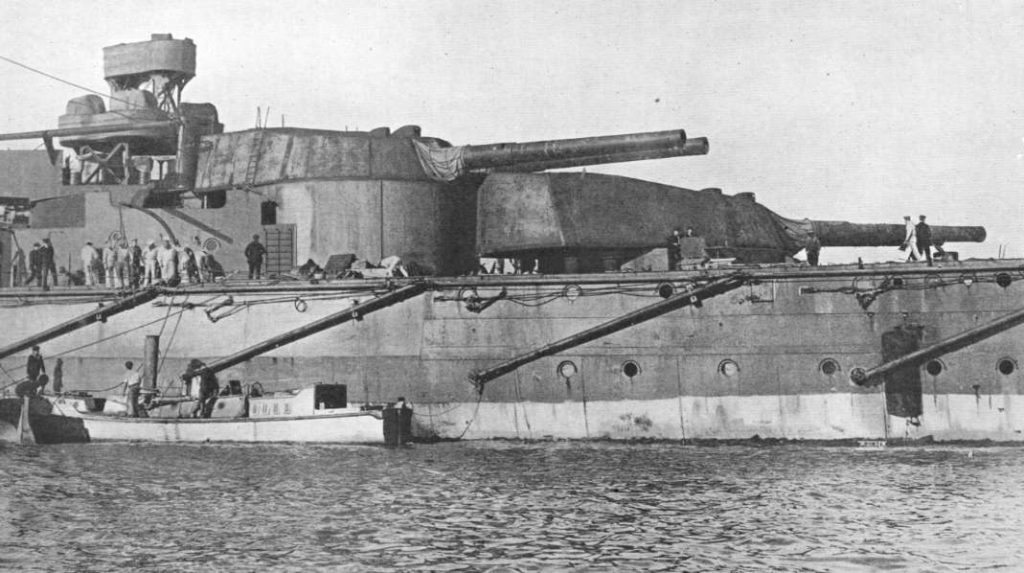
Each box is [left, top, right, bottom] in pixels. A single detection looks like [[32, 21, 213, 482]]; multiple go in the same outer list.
[[476, 171, 986, 271]]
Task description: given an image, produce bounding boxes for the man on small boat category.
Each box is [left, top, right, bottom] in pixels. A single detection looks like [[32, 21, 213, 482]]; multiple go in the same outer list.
[[122, 361, 142, 418], [184, 359, 219, 418], [26, 346, 45, 387], [15, 374, 48, 397]]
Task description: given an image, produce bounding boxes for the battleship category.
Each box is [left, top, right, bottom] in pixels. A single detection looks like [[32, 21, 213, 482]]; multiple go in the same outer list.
[[0, 34, 1019, 443]]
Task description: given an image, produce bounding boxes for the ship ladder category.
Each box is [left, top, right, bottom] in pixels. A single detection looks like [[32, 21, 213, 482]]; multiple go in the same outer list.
[[468, 272, 749, 391], [242, 128, 267, 189]]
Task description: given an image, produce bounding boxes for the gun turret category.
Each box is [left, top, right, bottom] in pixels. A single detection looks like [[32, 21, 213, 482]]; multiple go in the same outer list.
[[476, 172, 988, 271]]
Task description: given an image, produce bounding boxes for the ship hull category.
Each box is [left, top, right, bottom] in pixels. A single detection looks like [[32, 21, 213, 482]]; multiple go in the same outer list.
[[3, 261, 1023, 442], [65, 411, 385, 444]]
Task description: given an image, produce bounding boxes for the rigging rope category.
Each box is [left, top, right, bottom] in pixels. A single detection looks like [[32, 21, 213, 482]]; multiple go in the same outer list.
[[155, 295, 188, 395], [0, 54, 165, 123], [454, 391, 485, 440]]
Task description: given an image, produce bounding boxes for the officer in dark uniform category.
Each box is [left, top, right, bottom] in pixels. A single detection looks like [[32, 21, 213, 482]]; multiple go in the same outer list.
[[244, 234, 267, 279], [915, 215, 933, 267], [26, 345, 46, 388]]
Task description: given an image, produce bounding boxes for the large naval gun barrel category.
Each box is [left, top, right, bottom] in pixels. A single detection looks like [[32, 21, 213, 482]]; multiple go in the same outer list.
[[810, 221, 986, 247], [460, 129, 695, 171]]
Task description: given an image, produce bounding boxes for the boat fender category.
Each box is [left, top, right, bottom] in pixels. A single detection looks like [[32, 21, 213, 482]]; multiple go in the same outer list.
[[383, 399, 413, 446]]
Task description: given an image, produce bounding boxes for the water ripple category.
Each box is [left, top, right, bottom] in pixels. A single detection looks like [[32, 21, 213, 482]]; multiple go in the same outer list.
[[0, 442, 1021, 571]]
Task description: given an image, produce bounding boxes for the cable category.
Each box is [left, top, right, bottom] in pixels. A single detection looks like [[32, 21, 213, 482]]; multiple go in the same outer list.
[[47, 307, 190, 360], [0, 54, 147, 114], [155, 296, 187, 382], [454, 391, 485, 440]]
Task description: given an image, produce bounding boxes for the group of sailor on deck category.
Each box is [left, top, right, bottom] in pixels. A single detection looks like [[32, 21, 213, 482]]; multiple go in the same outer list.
[[7, 232, 243, 289]]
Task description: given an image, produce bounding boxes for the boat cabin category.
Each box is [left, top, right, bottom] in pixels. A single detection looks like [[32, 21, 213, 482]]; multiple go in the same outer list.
[[248, 383, 351, 418]]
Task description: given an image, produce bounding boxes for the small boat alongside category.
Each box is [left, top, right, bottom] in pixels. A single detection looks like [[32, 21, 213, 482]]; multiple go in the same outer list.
[[44, 383, 412, 445], [0, 395, 89, 444]]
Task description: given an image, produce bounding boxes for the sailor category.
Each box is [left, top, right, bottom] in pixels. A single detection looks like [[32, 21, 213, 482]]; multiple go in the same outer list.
[[192, 236, 208, 284], [114, 240, 131, 289], [916, 215, 933, 267], [901, 215, 921, 261], [122, 360, 142, 418], [183, 247, 199, 283], [158, 239, 179, 285], [244, 234, 267, 280], [25, 242, 41, 287], [129, 238, 143, 288], [26, 345, 45, 386], [174, 239, 191, 284], [10, 246, 24, 287], [668, 229, 682, 269], [81, 241, 100, 287], [143, 241, 159, 286], [102, 240, 117, 288], [15, 374, 48, 397], [184, 359, 219, 418], [52, 358, 63, 394], [804, 231, 822, 266], [39, 238, 57, 290]]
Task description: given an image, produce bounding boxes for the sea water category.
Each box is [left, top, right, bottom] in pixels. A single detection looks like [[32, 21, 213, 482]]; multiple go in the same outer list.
[[1, 441, 1021, 572]]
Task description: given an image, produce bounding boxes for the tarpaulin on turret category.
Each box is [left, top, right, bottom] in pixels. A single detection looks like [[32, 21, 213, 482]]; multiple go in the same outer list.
[[412, 140, 465, 182]]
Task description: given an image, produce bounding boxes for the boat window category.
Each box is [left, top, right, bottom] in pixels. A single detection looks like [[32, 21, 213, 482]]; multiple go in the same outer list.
[[925, 360, 944, 376], [315, 385, 348, 409]]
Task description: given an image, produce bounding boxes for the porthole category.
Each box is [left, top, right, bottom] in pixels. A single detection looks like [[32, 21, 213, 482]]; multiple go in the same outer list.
[[203, 238, 221, 253], [891, 277, 905, 288], [996, 273, 1013, 288], [622, 360, 641, 379], [925, 360, 944, 376], [718, 359, 740, 377], [657, 283, 675, 299], [557, 360, 578, 379], [819, 358, 840, 376], [563, 284, 583, 302], [998, 358, 1017, 376]]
